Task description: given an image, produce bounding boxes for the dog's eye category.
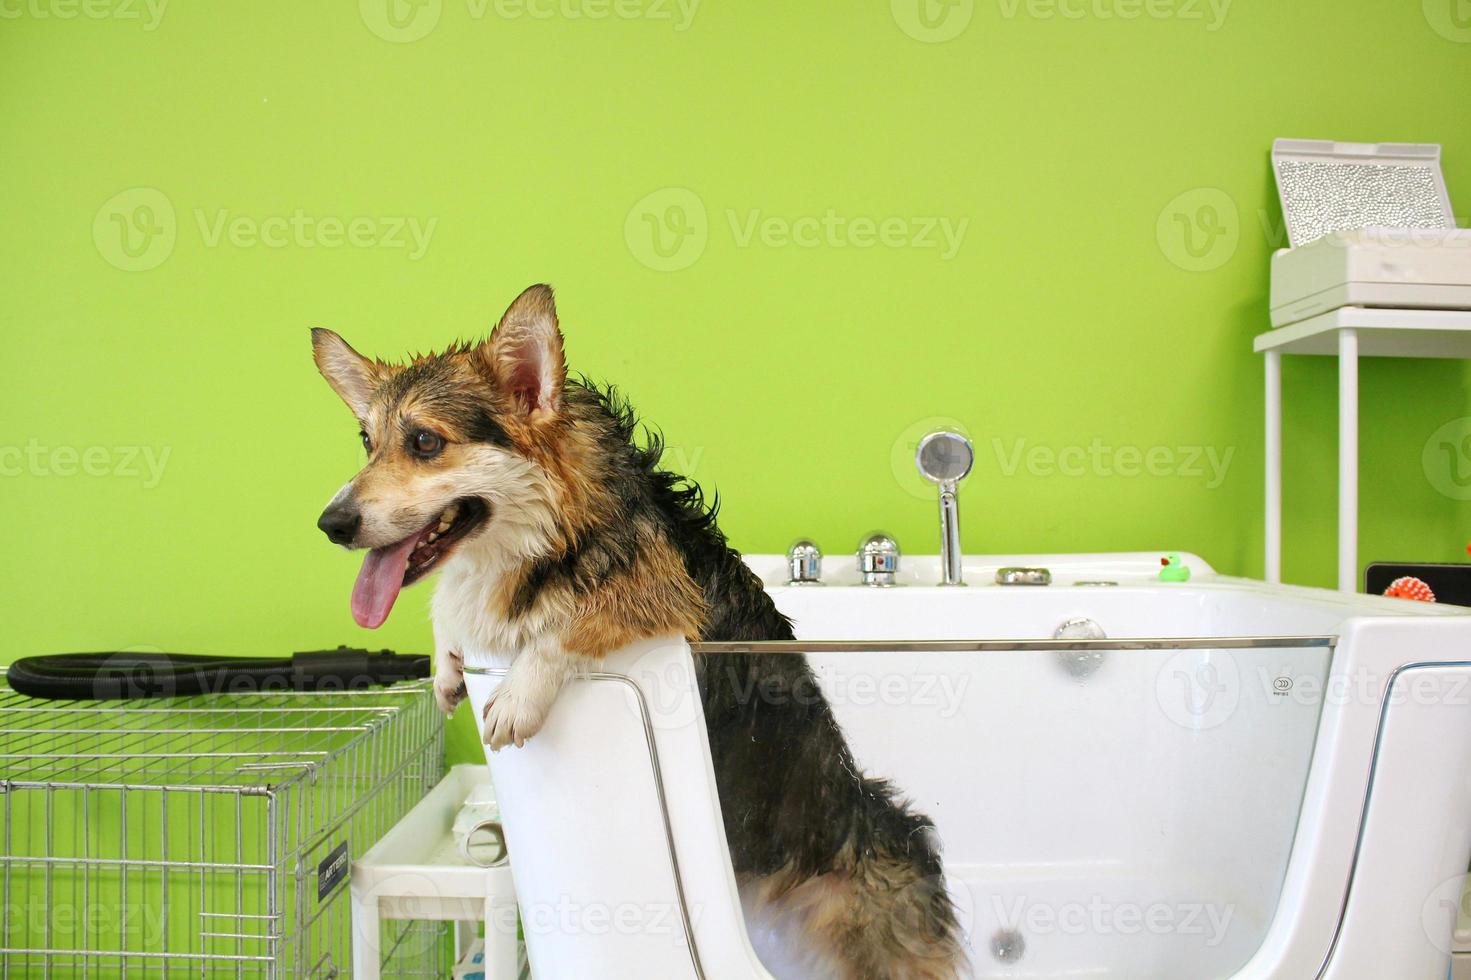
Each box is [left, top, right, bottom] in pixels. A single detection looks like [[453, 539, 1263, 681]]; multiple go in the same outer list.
[[359, 431, 372, 454], [411, 430, 444, 457]]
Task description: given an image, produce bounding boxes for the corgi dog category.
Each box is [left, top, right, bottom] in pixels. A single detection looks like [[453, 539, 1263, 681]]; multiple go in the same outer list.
[[313, 285, 965, 978]]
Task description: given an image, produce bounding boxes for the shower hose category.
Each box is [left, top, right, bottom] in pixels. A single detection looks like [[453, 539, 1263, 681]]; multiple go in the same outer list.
[[4, 647, 430, 700]]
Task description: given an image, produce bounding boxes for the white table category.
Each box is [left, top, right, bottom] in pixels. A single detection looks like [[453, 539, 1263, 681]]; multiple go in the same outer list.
[[351, 764, 520, 979], [1256, 306, 1471, 592]]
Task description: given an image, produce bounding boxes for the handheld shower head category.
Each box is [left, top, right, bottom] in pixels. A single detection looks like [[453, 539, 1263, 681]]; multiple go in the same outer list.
[[916, 430, 974, 486], [914, 430, 973, 585]]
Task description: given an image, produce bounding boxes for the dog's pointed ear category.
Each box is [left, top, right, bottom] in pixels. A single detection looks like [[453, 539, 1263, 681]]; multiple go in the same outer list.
[[481, 284, 566, 419], [312, 328, 381, 418]]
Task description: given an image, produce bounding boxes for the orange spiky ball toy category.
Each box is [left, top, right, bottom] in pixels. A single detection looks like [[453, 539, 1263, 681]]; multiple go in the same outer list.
[[1384, 576, 1436, 602]]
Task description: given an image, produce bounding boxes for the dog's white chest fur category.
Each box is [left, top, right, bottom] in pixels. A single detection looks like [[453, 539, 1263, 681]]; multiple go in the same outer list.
[[432, 534, 587, 752], [430, 520, 559, 663], [433, 554, 525, 663]]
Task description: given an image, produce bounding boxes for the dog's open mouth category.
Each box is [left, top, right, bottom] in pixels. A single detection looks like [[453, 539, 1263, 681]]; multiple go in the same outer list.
[[350, 498, 489, 629]]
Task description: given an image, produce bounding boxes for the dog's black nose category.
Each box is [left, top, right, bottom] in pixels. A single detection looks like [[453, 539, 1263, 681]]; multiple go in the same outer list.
[[317, 504, 361, 546]]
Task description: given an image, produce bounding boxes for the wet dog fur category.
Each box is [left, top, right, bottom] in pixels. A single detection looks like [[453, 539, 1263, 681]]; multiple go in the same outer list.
[[313, 284, 965, 978]]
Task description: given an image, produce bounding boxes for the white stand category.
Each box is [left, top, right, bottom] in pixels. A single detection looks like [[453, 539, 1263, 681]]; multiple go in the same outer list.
[[350, 764, 520, 979], [1257, 306, 1471, 593]]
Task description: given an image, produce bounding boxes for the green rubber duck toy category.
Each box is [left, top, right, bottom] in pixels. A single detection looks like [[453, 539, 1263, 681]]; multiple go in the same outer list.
[[1159, 553, 1191, 582]]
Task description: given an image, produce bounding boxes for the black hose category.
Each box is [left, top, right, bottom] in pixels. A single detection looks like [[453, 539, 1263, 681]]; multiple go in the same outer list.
[[4, 647, 431, 700]]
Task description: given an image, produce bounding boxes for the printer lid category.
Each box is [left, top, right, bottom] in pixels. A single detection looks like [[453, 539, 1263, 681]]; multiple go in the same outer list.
[[1272, 139, 1456, 248]]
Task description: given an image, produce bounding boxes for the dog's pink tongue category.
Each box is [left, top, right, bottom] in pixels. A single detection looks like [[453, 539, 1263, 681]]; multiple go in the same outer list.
[[351, 534, 420, 629]]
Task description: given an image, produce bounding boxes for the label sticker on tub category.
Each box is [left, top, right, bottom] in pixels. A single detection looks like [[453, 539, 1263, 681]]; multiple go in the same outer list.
[[318, 842, 349, 901]]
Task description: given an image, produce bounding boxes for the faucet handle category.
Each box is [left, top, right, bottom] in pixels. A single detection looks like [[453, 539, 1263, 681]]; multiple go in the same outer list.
[[857, 532, 900, 587], [787, 539, 823, 585]]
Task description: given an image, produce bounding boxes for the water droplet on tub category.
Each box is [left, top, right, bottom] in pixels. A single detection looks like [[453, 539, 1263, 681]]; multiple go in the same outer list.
[[990, 928, 1026, 963], [1054, 617, 1107, 680]]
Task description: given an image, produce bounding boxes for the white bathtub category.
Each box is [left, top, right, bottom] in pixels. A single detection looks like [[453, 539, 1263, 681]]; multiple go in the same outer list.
[[461, 553, 1471, 979]]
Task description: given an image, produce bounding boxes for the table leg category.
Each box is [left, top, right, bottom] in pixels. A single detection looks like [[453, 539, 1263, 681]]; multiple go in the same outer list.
[[1338, 329, 1358, 593], [485, 870, 520, 979], [1265, 349, 1282, 584], [454, 919, 474, 964], [349, 888, 381, 980]]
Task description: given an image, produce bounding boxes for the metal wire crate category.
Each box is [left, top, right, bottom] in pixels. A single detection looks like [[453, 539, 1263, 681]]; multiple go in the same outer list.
[[0, 670, 447, 978]]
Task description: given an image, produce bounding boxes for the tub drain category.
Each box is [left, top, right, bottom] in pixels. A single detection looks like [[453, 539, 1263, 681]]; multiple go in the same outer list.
[[990, 928, 1026, 963]]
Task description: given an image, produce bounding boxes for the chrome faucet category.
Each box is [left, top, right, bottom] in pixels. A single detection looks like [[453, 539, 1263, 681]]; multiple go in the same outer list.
[[915, 430, 974, 586], [857, 532, 901, 587], [786, 539, 823, 585]]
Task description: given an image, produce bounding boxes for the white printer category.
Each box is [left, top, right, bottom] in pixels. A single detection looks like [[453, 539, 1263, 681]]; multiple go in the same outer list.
[[1268, 139, 1471, 327]]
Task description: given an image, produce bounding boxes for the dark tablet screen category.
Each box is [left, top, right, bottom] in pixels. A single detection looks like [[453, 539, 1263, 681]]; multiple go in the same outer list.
[[1365, 562, 1471, 608]]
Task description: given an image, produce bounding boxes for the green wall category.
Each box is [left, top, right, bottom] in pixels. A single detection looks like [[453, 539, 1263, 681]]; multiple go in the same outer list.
[[4, 0, 1471, 762]]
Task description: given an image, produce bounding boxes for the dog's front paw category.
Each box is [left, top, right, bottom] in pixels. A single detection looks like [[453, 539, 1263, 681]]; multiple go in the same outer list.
[[433, 650, 466, 715], [481, 684, 548, 751]]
